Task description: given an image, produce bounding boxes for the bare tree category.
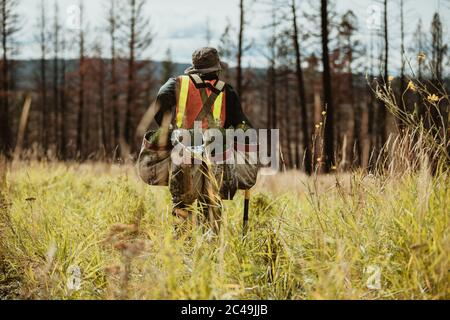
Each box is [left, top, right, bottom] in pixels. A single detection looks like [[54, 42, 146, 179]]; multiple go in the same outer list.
[[107, 0, 121, 154], [377, 0, 388, 151], [59, 32, 68, 160], [399, 0, 406, 98], [218, 20, 235, 84], [123, 0, 153, 149], [37, 0, 49, 154], [276, 28, 294, 168], [218, 20, 233, 62], [338, 10, 361, 167], [321, 0, 334, 172], [76, 0, 86, 158], [93, 43, 108, 155], [429, 11, 448, 164], [0, 0, 20, 158], [52, 0, 60, 157], [413, 19, 425, 80], [236, 0, 244, 98], [431, 12, 446, 83], [290, 0, 311, 174], [267, 2, 278, 130], [161, 48, 175, 84], [365, 24, 377, 169]]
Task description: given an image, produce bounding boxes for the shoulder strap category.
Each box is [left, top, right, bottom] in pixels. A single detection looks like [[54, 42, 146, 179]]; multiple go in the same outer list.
[[190, 74, 204, 87], [195, 80, 226, 126]]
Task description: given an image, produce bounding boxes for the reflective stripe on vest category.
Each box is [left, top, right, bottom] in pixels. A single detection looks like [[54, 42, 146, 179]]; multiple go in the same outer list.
[[177, 76, 190, 128], [213, 89, 224, 122], [176, 75, 225, 128]]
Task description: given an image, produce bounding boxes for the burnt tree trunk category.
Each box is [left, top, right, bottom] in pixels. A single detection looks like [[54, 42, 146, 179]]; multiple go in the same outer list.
[[109, 0, 120, 154], [291, 0, 311, 174], [60, 36, 67, 160], [0, 0, 10, 157], [236, 0, 244, 98], [125, 0, 137, 146], [399, 0, 406, 127], [76, 0, 85, 159], [53, 0, 60, 157], [377, 0, 388, 151], [98, 55, 107, 155], [39, 0, 48, 154], [321, 0, 334, 172]]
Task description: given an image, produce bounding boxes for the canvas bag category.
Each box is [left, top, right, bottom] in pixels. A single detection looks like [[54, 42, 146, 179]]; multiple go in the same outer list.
[[136, 129, 172, 187], [234, 130, 259, 190]]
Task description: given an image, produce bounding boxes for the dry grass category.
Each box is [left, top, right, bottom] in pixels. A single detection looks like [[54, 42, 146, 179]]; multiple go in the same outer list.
[[0, 157, 448, 300]]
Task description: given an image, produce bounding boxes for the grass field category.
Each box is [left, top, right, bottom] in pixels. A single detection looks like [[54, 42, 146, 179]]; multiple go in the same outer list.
[[0, 160, 448, 300]]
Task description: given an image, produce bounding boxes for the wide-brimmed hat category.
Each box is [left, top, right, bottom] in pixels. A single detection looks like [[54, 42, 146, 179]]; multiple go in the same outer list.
[[185, 47, 227, 75]]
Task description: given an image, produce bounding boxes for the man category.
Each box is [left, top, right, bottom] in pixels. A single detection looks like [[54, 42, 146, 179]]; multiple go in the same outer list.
[[153, 47, 252, 230]]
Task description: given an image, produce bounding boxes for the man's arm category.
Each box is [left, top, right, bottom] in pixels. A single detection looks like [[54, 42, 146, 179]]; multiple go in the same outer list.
[[225, 85, 253, 129], [154, 78, 177, 127]]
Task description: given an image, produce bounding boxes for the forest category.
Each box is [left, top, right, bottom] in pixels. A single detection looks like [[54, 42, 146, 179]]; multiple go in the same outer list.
[[0, 0, 446, 173]]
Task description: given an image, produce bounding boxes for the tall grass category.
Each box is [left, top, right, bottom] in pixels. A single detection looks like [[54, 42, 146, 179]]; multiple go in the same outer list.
[[0, 157, 448, 299], [373, 57, 449, 173]]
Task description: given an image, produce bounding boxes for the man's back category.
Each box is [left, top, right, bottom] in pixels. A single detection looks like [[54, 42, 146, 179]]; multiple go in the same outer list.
[[138, 47, 256, 233], [154, 74, 252, 130]]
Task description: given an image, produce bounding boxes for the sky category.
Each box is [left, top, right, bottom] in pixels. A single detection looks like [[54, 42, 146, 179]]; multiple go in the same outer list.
[[15, 0, 450, 73]]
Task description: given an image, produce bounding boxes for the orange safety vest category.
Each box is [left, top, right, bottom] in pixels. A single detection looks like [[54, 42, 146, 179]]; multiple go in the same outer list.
[[175, 75, 226, 129]]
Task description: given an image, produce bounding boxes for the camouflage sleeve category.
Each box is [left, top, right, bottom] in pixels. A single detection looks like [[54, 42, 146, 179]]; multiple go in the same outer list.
[[224, 84, 253, 129], [154, 77, 177, 127]]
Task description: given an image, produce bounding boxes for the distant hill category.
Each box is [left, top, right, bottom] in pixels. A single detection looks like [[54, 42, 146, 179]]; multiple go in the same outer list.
[[12, 59, 192, 91]]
